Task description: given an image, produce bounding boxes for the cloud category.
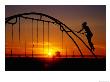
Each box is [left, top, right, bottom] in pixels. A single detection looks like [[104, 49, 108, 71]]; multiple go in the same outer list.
[[27, 41, 52, 46]]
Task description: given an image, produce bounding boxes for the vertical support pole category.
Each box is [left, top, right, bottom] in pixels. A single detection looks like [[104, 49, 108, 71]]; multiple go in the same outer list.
[[36, 20, 38, 48], [12, 24, 13, 40], [62, 31, 63, 55], [32, 19, 33, 57], [48, 22, 49, 55], [18, 17, 20, 58], [11, 24, 13, 56], [43, 21, 44, 55], [66, 47, 67, 58], [60, 24, 64, 55], [18, 17, 20, 42], [25, 40, 26, 57]]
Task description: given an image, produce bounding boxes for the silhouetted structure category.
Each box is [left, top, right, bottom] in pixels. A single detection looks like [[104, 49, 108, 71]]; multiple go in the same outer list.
[[5, 12, 96, 58], [5, 12, 105, 71], [55, 51, 61, 57], [77, 22, 95, 51]]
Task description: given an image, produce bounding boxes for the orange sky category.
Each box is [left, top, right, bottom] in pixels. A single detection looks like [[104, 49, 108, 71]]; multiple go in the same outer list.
[[5, 5, 106, 58]]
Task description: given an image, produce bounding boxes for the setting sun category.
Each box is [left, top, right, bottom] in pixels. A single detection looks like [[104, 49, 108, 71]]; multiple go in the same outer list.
[[44, 48, 55, 57], [43, 46, 61, 57], [48, 52, 52, 56], [5, 5, 106, 71]]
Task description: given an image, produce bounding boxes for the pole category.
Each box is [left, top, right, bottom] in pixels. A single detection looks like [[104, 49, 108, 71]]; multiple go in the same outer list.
[[48, 22, 49, 55], [62, 31, 63, 55], [36, 20, 38, 56], [43, 21, 44, 55], [18, 17, 20, 41], [32, 20, 33, 57], [11, 24, 13, 57]]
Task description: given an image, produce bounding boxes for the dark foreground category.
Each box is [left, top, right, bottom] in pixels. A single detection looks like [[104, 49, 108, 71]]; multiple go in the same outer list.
[[5, 57, 106, 71]]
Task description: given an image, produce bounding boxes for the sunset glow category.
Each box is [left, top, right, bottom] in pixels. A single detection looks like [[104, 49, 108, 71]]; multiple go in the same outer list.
[[44, 48, 54, 57], [5, 5, 106, 71], [5, 5, 106, 58]]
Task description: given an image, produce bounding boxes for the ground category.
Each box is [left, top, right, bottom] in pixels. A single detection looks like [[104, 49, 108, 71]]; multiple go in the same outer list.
[[5, 56, 106, 71]]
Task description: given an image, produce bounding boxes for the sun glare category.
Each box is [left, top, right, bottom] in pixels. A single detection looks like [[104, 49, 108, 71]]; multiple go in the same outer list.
[[47, 49, 55, 57], [48, 52, 52, 56], [34, 45, 62, 57], [44, 47, 59, 57]]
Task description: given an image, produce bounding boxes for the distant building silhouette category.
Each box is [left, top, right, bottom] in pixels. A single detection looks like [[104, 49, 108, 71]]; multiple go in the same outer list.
[[55, 51, 61, 57]]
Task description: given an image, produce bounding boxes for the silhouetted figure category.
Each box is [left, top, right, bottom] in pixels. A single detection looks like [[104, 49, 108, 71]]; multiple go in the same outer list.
[[77, 22, 95, 51]]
